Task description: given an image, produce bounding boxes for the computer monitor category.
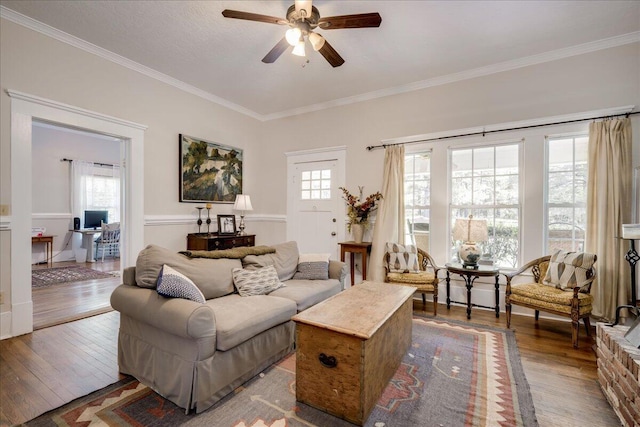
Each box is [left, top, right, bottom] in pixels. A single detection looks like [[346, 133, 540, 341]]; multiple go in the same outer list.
[[84, 210, 108, 229]]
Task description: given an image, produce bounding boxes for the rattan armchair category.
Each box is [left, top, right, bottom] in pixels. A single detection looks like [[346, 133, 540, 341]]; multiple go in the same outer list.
[[504, 254, 597, 348], [384, 246, 441, 315]]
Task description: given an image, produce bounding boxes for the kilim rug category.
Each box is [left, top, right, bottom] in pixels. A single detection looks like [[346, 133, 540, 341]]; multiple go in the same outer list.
[[31, 265, 117, 288], [24, 317, 538, 426]]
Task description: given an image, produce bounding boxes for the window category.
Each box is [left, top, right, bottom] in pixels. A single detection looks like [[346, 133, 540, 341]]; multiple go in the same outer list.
[[450, 143, 521, 268], [301, 169, 331, 200], [84, 166, 120, 224], [405, 152, 431, 249], [545, 135, 588, 253]]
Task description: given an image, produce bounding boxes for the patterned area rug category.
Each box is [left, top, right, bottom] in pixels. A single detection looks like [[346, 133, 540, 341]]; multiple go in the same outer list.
[[24, 317, 538, 426], [32, 265, 117, 288]]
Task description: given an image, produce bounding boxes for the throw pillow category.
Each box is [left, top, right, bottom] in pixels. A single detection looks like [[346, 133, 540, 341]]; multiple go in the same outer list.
[[232, 265, 285, 297], [386, 242, 420, 273], [242, 241, 299, 281], [293, 253, 330, 280], [156, 264, 206, 303], [543, 250, 597, 290]]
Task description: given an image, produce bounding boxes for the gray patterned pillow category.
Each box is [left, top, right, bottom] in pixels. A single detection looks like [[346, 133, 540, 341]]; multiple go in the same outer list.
[[543, 250, 597, 290], [232, 265, 285, 297], [156, 264, 206, 303], [293, 253, 330, 280]]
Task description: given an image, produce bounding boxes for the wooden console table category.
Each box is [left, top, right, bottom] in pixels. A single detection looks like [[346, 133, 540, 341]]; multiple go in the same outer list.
[[32, 235, 54, 267], [339, 241, 372, 286], [187, 233, 255, 251]]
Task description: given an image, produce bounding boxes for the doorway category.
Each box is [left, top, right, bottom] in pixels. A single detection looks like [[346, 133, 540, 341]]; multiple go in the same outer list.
[[31, 121, 124, 329], [286, 146, 346, 260], [7, 89, 146, 338]]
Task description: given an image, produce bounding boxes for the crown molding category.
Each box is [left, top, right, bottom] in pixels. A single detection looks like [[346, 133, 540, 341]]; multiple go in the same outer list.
[[3, 5, 638, 122]]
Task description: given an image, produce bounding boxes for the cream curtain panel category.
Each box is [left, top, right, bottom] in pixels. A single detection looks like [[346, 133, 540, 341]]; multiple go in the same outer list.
[[369, 145, 405, 282], [586, 118, 632, 322]]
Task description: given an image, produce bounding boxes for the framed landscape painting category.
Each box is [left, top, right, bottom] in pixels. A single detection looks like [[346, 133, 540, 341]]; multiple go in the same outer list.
[[179, 134, 243, 203]]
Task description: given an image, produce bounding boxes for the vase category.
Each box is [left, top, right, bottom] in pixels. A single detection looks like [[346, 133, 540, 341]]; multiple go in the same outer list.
[[352, 223, 364, 243]]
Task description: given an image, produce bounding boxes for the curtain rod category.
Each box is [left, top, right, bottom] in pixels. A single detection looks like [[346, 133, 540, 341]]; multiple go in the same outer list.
[[366, 110, 639, 151], [61, 158, 116, 168]]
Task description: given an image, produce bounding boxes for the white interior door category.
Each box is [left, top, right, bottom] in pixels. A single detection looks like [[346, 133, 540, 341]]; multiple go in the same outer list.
[[286, 147, 346, 260]]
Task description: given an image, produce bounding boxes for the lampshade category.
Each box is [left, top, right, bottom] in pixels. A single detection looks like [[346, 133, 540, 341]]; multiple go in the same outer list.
[[233, 195, 253, 212], [292, 40, 306, 57], [452, 216, 488, 243], [308, 32, 325, 51], [285, 28, 302, 46]]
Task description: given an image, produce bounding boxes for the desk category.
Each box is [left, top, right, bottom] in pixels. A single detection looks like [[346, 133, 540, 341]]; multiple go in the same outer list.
[[339, 241, 372, 286], [72, 229, 102, 262], [445, 263, 500, 319], [32, 235, 54, 267]]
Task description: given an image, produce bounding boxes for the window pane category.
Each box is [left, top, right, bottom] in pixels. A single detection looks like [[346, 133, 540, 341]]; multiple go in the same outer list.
[[321, 169, 331, 178], [301, 171, 311, 180], [473, 176, 494, 204], [405, 152, 431, 250], [548, 172, 574, 204], [452, 178, 472, 205], [548, 139, 573, 172], [496, 145, 519, 174], [495, 175, 518, 204], [473, 147, 494, 176], [452, 150, 472, 177]]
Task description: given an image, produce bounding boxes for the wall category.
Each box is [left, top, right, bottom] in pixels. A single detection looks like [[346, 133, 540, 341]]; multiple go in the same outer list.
[[31, 124, 121, 264], [1, 16, 639, 334]]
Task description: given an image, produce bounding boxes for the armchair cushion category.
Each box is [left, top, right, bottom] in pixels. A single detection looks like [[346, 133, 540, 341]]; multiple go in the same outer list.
[[385, 243, 420, 273], [543, 250, 597, 290], [510, 283, 593, 315]]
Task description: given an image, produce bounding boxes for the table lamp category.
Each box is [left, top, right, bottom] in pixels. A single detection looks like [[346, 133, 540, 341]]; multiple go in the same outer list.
[[233, 194, 253, 235], [452, 215, 488, 268]]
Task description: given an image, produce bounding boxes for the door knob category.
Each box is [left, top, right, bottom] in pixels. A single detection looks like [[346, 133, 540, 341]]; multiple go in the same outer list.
[[331, 232, 336, 236]]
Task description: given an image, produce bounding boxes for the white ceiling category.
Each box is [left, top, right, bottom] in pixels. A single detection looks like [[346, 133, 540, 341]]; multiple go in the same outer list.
[[1, 1, 639, 120]]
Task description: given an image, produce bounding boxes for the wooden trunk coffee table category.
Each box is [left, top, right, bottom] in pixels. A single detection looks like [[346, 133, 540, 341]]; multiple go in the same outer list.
[[292, 280, 415, 426]]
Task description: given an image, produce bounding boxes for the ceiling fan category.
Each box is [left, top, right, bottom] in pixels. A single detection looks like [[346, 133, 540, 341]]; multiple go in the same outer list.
[[221, 0, 382, 67]]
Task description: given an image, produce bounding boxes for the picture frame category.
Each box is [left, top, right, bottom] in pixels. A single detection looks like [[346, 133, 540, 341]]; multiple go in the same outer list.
[[179, 134, 243, 203], [217, 214, 237, 235]]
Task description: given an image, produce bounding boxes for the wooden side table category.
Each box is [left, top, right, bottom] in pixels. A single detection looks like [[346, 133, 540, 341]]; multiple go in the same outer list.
[[445, 263, 500, 319], [186, 233, 255, 251], [32, 235, 54, 267], [339, 241, 372, 286]]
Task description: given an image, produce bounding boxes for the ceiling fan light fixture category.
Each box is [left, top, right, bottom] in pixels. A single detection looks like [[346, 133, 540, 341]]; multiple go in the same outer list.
[[285, 27, 302, 46], [308, 32, 325, 51], [292, 39, 306, 57]]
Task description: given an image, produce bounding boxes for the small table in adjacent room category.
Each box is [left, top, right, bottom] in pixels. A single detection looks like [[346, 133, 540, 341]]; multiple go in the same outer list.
[[292, 281, 415, 426], [445, 262, 500, 319], [338, 241, 372, 286], [31, 235, 54, 267]]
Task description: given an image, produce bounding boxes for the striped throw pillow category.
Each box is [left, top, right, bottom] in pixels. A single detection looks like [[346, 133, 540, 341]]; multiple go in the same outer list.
[[293, 253, 330, 280], [232, 265, 285, 297]]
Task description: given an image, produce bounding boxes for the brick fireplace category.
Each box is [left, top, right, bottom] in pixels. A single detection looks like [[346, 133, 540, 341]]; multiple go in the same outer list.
[[596, 322, 640, 427]]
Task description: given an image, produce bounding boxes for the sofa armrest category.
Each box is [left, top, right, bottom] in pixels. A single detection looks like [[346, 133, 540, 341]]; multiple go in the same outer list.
[[329, 260, 347, 285], [122, 266, 136, 286], [110, 284, 216, 340]]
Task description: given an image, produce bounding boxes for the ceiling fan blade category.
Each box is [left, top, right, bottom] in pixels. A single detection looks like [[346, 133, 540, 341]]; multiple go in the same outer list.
[[318, 40, 345, 68], [262, 37, 290, 63], [222, 9, 288, 25], [318, 13, 382, 29]]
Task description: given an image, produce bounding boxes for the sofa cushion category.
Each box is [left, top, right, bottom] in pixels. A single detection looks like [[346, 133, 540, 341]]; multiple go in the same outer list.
[[232, 265, 284, 297], [292, 253, 330, 280], [206, 294, 297, 351], [156, 264, 206, 303], [268, 279, 342, 312], [386, 243, 420, 273], [242, 241, 299, 281], [543, 250, 596, 290], [136, 244, 240, 299]]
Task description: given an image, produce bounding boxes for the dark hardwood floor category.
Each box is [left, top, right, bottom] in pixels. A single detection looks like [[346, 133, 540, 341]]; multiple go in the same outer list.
[[0, 298, 620, 426]]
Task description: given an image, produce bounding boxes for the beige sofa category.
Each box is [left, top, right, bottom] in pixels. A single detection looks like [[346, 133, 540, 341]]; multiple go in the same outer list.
[[110, 241, 346, 413]]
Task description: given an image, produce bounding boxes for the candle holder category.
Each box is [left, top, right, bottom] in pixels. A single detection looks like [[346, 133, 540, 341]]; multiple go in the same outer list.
[[196, 207, 204, 233], [206, 205, 212, 235]]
